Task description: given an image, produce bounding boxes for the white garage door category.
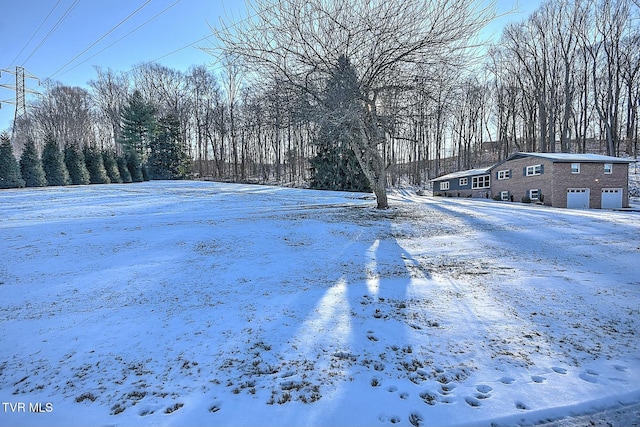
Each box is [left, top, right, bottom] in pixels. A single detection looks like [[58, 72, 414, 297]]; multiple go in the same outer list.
[[567, 188, 590, 209], [601, 188, 623, 209]]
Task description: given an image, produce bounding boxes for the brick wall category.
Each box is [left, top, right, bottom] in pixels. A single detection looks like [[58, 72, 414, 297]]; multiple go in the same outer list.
[[551, 162, 629, 208], [490, 157, 629, 208], [490, 158, 555, 205]]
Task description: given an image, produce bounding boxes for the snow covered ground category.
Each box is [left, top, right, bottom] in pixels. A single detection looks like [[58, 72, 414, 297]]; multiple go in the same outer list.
[[0, 181, 639, 427]]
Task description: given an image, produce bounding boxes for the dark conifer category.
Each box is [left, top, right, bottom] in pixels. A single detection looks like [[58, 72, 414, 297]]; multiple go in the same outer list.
[[42, 134, 71, 186], [310, 55, 370, 192], [117, 155, 132, 183], [102, 150, 122, 183], [119, 90, 156, 160], [148, 114, 191, 180], [64, 144, 91, 185], [0, 132, 25, 188], [125, 150, 144, 182], [83, 146, 111, 184], [20, 139, 47, 187]]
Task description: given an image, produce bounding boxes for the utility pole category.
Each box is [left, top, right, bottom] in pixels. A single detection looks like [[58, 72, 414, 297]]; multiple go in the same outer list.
[[0, 66, 40, 137]]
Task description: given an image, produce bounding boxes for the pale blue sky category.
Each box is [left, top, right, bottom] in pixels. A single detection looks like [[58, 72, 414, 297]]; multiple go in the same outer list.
[[0, 0, 541, 131]]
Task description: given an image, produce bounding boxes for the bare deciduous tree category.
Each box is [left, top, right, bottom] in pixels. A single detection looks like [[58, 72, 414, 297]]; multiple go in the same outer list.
[[214, 0, 495, 208], [89, 67, 130, 149], [187, 65, 221, 177], [26, 82, 95, 148]]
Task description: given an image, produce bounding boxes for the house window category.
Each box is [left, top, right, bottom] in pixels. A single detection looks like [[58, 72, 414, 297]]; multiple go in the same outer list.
[[440, 181, 449, 191], [500, 191, 510, 201], [529, 189, 540, 200], [459, 177, 468, 186], [526, 164, 542, 176], [604, 163, 612, 174], [497, 170, 510, 180], [472, 175, 490, 189]]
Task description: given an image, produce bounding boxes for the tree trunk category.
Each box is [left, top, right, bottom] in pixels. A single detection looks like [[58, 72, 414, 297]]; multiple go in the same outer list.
[[354, 106, 389, 209], [373, 174, 388, 209]]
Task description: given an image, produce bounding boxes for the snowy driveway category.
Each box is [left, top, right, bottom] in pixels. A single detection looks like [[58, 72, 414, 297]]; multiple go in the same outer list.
[[1, 181, 639, 427]]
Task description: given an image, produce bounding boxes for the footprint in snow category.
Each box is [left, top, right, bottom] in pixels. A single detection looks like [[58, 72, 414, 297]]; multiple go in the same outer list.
[[579, 371, 599, 384], [552, 366, 568, 375], [613, 365, 628, 372], [531, 375, 546, 384], [476, 385, 493, 394], [499, 376, 515, 385], [439, 383, 456, 395], [475, 385, 492, 399], [139, 407, 155, 416], [465, 397, 481, 408], [378, 414, 401, 424]]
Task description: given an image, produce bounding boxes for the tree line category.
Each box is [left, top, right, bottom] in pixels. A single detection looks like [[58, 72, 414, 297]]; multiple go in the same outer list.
[[1, 0, 638, 207], [0, 130, 145, 189]]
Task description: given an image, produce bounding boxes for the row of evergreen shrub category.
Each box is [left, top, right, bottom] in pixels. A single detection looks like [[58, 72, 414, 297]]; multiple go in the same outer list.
[[0, 133, 146, 189]]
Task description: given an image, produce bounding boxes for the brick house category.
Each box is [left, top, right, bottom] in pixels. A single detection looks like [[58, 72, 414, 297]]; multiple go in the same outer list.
[[431, 167, 492, 198], [430, 152, 632, 209], [489, 152, 632, 209]]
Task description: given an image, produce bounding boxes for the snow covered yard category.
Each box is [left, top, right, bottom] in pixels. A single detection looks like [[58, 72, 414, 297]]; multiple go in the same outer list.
[[0, 181, 639, 427]]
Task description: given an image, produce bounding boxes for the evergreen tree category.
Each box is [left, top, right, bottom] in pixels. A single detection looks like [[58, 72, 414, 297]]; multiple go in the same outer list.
[[141, 163, 150, 181], [102, 150, 122, 183], [310, 55, 370, 192], [41, 134, 71, 186], [20, 138, 47, 187], [148, 114, 191, 179], [0, 132, 25, 188], [83, 146, 111, 184], [119, 90, 156, 161], [64, 144, 91, 185], [125, 150, 144, 182], [117, 155, 132, 183]]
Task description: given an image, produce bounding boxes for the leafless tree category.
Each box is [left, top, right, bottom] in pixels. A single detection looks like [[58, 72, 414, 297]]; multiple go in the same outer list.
[[187, 65, 221, 177], [586, 0, 630, 155], [214, 0, 495, 208], [619, 17, 640, 155], [25, 82, 95, 148], [490, 0, 638, 158], [88, 67, 130, 149], [220, 54, 245, 181]]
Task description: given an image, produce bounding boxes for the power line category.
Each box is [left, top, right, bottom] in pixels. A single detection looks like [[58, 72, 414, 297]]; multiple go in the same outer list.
[[21, 0, 82, 67], [153, 34, 216, 62], [128, 6, 259, 72], [126, 33, 216, 74], [47, 0, 152, 80], [8, 0, 63, 67], [56, 0, 183, 78]]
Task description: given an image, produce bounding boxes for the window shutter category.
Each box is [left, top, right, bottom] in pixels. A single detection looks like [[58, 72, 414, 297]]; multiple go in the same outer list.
[[496, 171, 499, 179], [523, 167, 526, 176], [540, 164, 544, 174], [509, 169, 512, 178]]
